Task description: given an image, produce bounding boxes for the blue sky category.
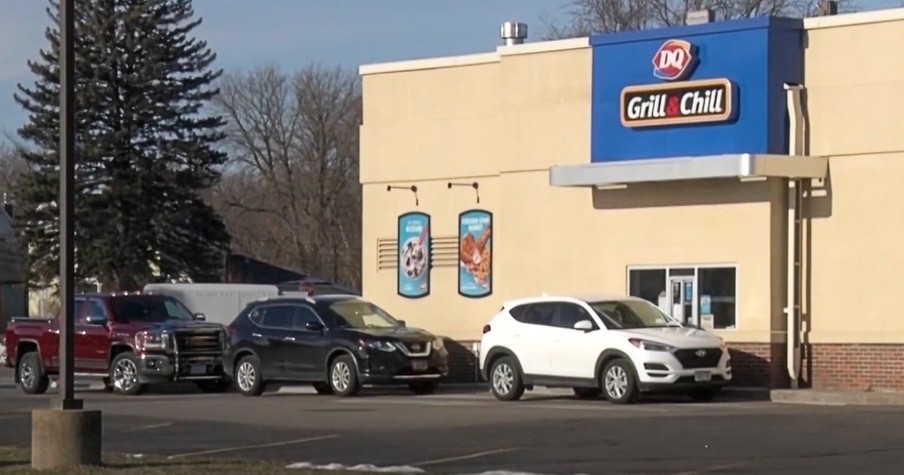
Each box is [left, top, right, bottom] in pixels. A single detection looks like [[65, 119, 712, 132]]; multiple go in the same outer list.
[[0, 0, 901, 142]]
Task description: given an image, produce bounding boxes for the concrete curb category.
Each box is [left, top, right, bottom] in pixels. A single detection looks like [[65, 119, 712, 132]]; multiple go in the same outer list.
[[771, 389, 904, 406]]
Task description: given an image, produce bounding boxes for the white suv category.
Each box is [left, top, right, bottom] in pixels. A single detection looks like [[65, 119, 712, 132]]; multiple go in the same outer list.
[[478, 293, 731, 404]]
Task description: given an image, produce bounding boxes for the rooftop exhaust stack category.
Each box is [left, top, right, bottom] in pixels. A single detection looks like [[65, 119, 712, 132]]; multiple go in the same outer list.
[[500, 21, 527, 46], [819, 1, 838, 15], [686, 9, 715, 25]]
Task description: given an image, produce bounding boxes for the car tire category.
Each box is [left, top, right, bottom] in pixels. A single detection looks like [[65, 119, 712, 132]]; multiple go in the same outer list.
[[409, 381, 438, 395], [573, 387, 601, 399], [688, 387, 721, 402], [17, 352, 49, 395], [329, 354, 360, 397], [234, 354, 264, 396], [110, 352, 146, 396], [489, 356, 525, 401], [312, 382, 333, 395], [602, 358, 638, 404]]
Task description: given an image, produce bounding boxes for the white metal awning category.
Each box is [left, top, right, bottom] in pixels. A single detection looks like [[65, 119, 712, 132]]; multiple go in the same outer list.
[[549, 153, 828, 188]]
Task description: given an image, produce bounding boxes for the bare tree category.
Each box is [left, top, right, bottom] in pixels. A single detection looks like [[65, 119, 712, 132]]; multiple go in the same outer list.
[[0, 142, 27, 202], [211, 63, 362, 288], [541, 0, 858, 39]]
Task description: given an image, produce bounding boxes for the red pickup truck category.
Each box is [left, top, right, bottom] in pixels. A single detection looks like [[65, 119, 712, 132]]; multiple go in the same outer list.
[[3, 292, 229, 396]]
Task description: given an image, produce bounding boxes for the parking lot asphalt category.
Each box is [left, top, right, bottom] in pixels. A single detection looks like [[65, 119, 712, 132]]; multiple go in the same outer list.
[[2, 374, 904, 474]]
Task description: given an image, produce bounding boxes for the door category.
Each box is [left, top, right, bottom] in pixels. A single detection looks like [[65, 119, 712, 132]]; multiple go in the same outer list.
[[75, 298, 110, 372], [512, 303, 558, 377], [546, 302, 603, 379], [667, 276, 696, 326], [282, 305, 329, 380], [252, 304, 297, 379]]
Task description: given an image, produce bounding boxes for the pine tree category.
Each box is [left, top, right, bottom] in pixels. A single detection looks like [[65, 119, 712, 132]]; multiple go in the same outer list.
[[14, 0, 230, 291]]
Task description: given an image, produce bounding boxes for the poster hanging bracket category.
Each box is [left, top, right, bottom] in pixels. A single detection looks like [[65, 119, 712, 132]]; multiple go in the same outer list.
[[387, 185, 419, 206], [447, 181, 479, 204]]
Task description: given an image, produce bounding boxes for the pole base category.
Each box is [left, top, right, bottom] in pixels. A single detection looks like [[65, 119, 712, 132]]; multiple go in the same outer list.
[[31, 409, 103, 470]]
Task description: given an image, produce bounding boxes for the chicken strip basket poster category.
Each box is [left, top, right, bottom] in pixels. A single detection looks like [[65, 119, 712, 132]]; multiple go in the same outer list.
[[398, 212, 431, 298], [458, 209, 492, 298]]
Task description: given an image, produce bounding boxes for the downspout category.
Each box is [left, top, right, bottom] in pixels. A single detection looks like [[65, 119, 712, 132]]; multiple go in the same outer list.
[[784, 83, 805, 388]]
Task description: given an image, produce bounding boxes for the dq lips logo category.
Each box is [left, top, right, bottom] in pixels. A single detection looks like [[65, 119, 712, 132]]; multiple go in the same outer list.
[[652, 39, 695, 81]]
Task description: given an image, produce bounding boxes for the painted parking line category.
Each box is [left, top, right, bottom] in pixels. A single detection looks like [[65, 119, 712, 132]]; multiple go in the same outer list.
[[410, 448, 522, 467], [123, 422, 174, 433], [166, 434, 341, 459]]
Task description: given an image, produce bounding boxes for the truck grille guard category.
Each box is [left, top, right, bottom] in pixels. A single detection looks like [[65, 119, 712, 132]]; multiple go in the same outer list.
[[170, 329, 226, 379]]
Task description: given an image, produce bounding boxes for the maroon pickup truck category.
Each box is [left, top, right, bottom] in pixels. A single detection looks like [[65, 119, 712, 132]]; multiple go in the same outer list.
[[3, 292, 229, 396]]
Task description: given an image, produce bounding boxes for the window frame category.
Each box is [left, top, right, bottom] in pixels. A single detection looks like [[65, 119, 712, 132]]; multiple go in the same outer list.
[[625, 263, 739, 331]]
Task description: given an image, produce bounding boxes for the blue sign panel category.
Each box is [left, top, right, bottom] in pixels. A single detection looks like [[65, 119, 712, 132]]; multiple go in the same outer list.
[[590, 16, 804, 163], [458, 209, 492, 298], [398, 212, 430, 298]]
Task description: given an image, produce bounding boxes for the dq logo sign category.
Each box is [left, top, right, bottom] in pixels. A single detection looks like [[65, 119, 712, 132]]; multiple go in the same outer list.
[[652, 39, 696, 81]]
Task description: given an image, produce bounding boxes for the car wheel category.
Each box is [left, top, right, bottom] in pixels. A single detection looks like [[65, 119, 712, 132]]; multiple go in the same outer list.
[[234, 354, 264, 396], [17, 352, 49, 395], [573, 387, 601, 399], [409, 381, 438, 395], [110, 352, 145, 396], [312, 382, 333, 395], [329, 354, 360, 397], [688, 387, 721, 402], [489, 356, 525, 401], [196, 380, 232, 393], [602, 358, 638, 404]]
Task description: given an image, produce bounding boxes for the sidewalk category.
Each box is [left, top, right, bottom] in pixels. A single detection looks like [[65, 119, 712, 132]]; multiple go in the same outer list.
[[771, 388, 904, 406]]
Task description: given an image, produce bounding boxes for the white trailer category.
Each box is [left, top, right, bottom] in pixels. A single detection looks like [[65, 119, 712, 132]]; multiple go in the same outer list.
[[142, 283, 280, 326]]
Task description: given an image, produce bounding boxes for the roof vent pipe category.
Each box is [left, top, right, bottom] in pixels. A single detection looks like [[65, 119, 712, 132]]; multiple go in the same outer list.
[[819, 1, 839, 15], [686, 9, 715, 25], [500, 21, 527, 46]]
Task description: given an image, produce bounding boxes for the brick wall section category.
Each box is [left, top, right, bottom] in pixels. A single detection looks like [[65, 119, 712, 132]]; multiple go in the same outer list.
[[803, 344, 904, 391], [727, 343, 789, 388]]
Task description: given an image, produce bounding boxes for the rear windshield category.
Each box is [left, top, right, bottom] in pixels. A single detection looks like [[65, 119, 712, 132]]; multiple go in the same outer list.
[[111, 296, 194, 323]]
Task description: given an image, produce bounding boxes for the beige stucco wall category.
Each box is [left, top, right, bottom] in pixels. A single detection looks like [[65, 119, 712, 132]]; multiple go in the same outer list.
[[360, 42, 780, 343], [359, 9, 904, 345], [803, 12, 904, 344]]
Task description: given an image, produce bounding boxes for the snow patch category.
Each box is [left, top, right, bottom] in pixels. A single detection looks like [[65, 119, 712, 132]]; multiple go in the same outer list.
[[286, 462, 425, 473]]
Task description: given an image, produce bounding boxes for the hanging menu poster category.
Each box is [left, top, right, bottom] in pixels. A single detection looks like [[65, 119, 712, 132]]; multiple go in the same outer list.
[[397, 212, 431, 298], [458, 209, 492, 298]]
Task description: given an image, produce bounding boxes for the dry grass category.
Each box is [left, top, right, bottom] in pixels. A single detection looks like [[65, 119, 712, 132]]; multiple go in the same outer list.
[[0, 448, 377, 474]]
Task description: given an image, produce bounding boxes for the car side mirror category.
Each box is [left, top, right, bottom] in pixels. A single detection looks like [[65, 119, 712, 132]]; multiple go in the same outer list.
[[193, 313, 206, 321], [305, 321, 324, 332], [573, 320, 594, 332], [85, 315, 107, 326], [397, 320, 407, 327]]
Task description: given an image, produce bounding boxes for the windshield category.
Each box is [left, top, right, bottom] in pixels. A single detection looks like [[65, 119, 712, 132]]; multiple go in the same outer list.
[[111, 296, 194, 323], [588, 299, 681, 329], [317, 299, 401, 329]]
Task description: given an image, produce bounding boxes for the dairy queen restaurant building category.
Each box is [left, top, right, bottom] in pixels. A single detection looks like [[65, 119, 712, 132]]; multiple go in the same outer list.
[[357, 7, 904, 391]]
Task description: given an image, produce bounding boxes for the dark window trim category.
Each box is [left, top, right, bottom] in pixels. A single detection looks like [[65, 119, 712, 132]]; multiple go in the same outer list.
[[247, 302, 327, 332]]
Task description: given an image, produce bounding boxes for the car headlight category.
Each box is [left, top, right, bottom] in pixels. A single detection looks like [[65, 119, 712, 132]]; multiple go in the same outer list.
[[433, 338, 445, 350], [628, 338, 674, 352], [360, 339, 396, 352], [135, 331, 169, 351]]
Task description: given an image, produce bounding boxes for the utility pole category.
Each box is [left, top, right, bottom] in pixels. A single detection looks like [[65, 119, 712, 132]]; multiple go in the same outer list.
[[31, 0, 103, 468]]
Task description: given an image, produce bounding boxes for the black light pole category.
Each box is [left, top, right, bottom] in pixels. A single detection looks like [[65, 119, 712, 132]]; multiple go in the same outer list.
[[58, 0, 80, 411], [31, 1, 102, 467]]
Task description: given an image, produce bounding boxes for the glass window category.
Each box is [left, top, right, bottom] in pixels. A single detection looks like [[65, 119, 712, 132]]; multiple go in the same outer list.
[[261, 305, 295, 328], [553, 303, 594, 330], [589, 299, 677, 329], [519, 303, 557, 327], [698, 267, 736, 329], [315, 299, 400, 329], [629, 269, 666, 306], [292, 306, 323, 329], [508, 304, 530, 321], [111, 296, 193, 323]]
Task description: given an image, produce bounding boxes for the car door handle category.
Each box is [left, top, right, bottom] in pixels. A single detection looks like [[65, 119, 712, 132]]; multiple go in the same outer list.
[[78, 331, 87, 335], [283, 336, 296, 342], [251, 333, 262, 338]]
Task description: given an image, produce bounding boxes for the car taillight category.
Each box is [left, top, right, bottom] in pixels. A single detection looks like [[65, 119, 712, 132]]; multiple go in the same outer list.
[[482, 324, 491, 334]]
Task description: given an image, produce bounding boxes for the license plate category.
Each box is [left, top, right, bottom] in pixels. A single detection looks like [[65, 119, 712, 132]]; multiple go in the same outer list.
[[411, 360, 428, 371], [694, 370, 712, 382], [190, 364, 207, 375]]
